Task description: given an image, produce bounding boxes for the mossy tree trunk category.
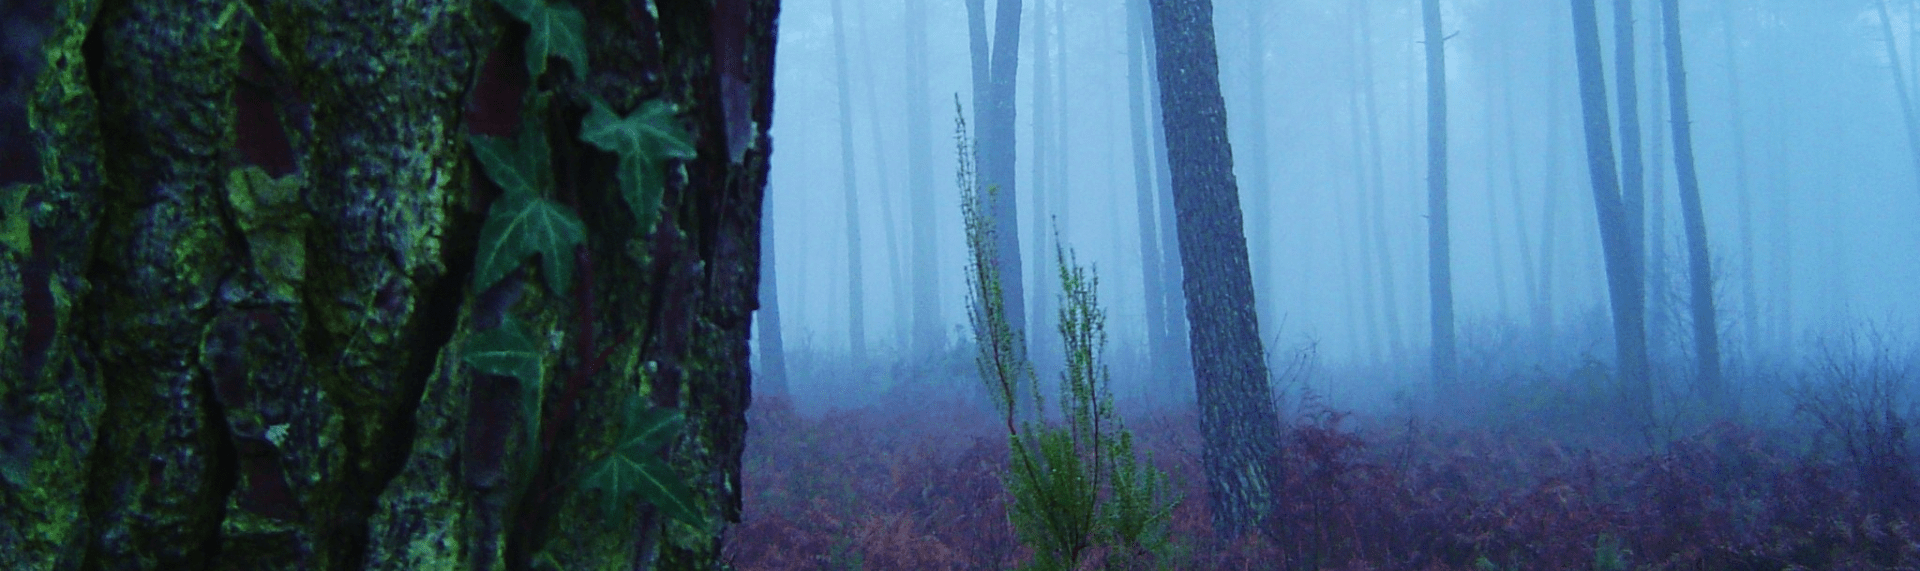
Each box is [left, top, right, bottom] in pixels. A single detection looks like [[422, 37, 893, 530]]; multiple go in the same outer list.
[[0, 0, 778, 569]]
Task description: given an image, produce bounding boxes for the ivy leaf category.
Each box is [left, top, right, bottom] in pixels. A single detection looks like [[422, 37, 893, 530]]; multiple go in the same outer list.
[[473, 192, 585, 294], [461, 317, 542, 384], [468, 122, 551, 200], [523, 1, 588, 79], [581, 402, 703, 526], [579, 96, 696, 233]]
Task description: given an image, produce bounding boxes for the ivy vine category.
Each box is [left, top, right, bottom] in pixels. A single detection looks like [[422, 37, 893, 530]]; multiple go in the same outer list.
[[456, 0, 705, 544]]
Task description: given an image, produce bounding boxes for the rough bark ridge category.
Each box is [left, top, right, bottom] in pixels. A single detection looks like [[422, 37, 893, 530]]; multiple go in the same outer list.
[[1146, 0, 1283, 538], [0, 0, 778, 569]]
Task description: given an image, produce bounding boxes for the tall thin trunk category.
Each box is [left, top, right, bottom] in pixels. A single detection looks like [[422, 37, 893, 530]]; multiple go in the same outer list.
[[1646, 0, 1673, 362], [1504, 26, 1540, 339], [1029, 0, 1053, 360], [1126, 0, 1171, 383], [1423, 0, 1457, 389], [1357, 0, 1407, 363], [1721, 0, 1755, 354], [1142, 0, 1192, 384], [1877, 0, 1920, 201], [1247, 0, 1275, 341], [1572, 0, 1652, 419], [855, 0, 910, 351], [906, 0, 942, 356], [1661, 0, 1727, 406], [1485, 33, 1511, 319], [964, 0, 1028, 346], [1616, 0, 1646, 283], [1539, 3, 1566, 341], [1148, 0, 1284, 537], [832, 0, 866, 362], [759, 197, 788, 399], [1053, 0, 1069, 237], [1348, 3, 1385, 364]]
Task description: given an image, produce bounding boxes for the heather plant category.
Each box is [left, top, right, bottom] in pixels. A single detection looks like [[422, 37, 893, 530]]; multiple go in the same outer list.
[[956, 101, 1175, 571]]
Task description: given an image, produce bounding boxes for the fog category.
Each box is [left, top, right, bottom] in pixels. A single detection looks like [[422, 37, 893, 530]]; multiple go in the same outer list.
[[756, 0, 1920, 411]]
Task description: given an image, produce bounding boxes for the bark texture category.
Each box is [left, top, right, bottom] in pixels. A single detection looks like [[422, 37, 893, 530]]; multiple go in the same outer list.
[[1147, 0, 1283, 538], [0, 0, 778, 568]]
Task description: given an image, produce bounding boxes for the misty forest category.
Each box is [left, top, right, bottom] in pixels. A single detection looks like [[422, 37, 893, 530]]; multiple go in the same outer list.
[[735, 0, 1920, 568]]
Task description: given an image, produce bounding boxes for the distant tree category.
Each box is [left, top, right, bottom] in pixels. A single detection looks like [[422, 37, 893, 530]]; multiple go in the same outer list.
[[1125, 0, 1174, 386], [1422, 0, 1457, 390], [1660, 0, 1727, 405], [1147, 0, 1285, 537], [1570, 0, 1652, 419], [1720, 0, 1757, 353], [1875, 0, 1920, 202], [1355, 0, 1408, 363], [965, 0, 1028, 348], [831, 0, 867, 363], [906, 0, 943, 355], [759, 198, 789, 399]]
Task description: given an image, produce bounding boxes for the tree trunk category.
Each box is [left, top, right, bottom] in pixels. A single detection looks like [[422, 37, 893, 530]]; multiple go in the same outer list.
[[906, 0, 942, 356], [1661, 0, 1727, 407], [1245, 0, 1275, 345], [1538, 3, 1567, 343], [964, 0, 1027, 353], [1139, 0, 1193, 395], [832, 0, 866, 363], [1125, 0, 1171, 388], [1147, 0, 1284, 538], [1616, 0, 1647, 290], [1484, 30, 1511, 319], [1357, 0, 1407, 364], [1503, 29, 1539, 341], [0, 0, 777, 568], [1646, 0, 1673, 363], [1345, 9, 1385, 364], [1877, 0, 1920, 206], [759, 199, 788, 400], [1572, 0, 1652, 419], [1422, 0, 1456, 390], [1028, 0, 1054, 367], [854, 0, 911, 354], [1720, 0, 1755, 355]]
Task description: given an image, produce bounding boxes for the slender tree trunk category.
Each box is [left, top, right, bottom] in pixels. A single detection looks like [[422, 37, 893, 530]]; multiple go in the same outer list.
[[1661, 0, 1727, 406], [1148, 0, 1284, 537], [965, 0, 1028, 351], [1539, 4, 1567, 342], [1141, 0, 1192, 387], [1357, 0, 1407, 363], [1126, 0, 1171, 385], [1347, 4, 1385, 365], [1876, 0, 1920, 205], [1647, 0, 1673, 362], [1720, 0, 1755, 355], [1572, 0, 1652, 420], [831, 0, 866, 363], [1616, 0, 1647, 283], [854, 0, 910, 353], [1423, 0, 1456, 390], [1484, 34, 1511, 319], [906, 0, 942, 356], [1029, 0, 1054, 364], [1246, 0, 1275, 342], [1504, 27, 1540, 341], [1053, 0, 1069, 238], [759, 198, 788, 399], [0, 0, 777, 568]]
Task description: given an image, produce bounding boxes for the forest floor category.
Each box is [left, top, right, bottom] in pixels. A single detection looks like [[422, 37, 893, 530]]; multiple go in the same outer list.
[[722, 354, 1920, 570]]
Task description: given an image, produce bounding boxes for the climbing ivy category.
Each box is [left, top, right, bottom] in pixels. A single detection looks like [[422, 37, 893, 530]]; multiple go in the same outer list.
[[456, 0, 708, 558]]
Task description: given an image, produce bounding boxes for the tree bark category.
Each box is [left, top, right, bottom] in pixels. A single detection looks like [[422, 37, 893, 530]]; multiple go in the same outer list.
[[1245, 0, 1275, 344], [1660, 0, 1727, 406], [1422, 0, 1456, 390], [1147, 0, 1283, 538], [0, 0, 777, 568], [1877, 0, 1920, 208], [1572, 0, 1652, 419], [831, 0, 867, 365], [906, 0, 942, 356], [964, 0, 1028, 349], [1125, 0, 1171, 388], [1356, 1, 1407, 364]]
